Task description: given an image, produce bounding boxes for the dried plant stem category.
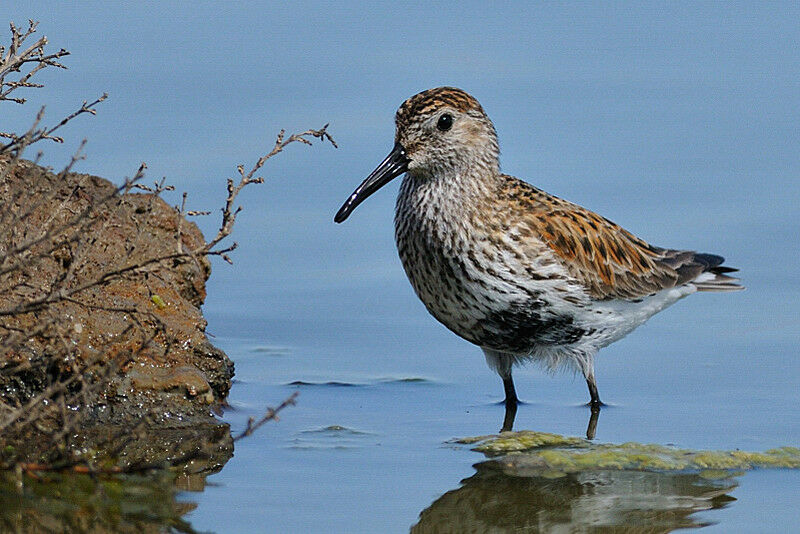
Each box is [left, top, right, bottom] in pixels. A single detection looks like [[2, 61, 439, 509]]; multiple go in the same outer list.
[[233, 391, 299, 442], [199, 125, 337, 263]]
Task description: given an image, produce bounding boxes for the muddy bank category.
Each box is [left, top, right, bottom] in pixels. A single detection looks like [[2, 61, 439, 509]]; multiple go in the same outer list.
[[0, 158, 234, 470]]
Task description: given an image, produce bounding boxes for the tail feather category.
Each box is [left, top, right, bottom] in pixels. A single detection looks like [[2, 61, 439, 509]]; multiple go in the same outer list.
[[655, 249, 744, 292], [692, 254, 744, 292]]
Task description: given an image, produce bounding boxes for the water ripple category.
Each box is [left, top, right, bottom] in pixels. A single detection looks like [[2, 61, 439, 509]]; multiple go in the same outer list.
[[251, 346, 292, 355], [377, 376, 434, 384], [288, 424, 378, 450], [287, 380, 365, 387]]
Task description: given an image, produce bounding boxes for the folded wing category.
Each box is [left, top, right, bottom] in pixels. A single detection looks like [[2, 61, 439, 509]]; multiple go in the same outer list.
[[502, 177, 743, 300]]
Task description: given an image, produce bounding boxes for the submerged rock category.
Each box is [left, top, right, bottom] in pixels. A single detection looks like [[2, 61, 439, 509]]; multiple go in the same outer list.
[[411, 431, 800, 532], [457, 431, 800, 475]]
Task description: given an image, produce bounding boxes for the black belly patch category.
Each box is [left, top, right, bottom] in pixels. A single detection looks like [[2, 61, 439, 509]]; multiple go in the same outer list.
[[477, 303, 589, 353]]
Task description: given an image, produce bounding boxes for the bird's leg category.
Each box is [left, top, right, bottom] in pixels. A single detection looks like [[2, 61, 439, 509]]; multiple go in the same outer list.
[[584, 373, 602, 439], [501, 374, 518, 432], [586, 375, 602, 409], [503, 374, 519, 404]]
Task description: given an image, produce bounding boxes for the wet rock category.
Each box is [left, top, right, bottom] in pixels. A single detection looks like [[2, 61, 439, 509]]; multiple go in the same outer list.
[[414, 431, 800, 532], [456, 431, 800, 473], [0, 158, 234, 468], [124, 365, 214, 403]]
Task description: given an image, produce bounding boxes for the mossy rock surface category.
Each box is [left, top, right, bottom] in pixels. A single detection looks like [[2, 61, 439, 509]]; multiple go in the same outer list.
[[457, 431, 800, 476]]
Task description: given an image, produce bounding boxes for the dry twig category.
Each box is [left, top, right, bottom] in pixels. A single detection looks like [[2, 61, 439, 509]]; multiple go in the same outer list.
[[233, 391, 299, 442], [199, 125, 337, 263]]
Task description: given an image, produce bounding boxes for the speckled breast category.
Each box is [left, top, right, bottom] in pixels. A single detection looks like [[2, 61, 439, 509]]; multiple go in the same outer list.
[[394, 178, 586, 353]]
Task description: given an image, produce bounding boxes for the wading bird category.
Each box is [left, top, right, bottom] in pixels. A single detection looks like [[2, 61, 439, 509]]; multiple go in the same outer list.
[[335, 87, 741, 435]]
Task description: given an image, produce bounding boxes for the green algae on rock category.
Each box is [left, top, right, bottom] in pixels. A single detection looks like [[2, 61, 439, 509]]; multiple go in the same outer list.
[[457, 431, 800, 475], [457, 431, 584, 452]]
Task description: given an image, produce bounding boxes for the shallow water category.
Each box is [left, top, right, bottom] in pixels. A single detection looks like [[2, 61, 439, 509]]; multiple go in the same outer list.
[[4, 3, 800, 531], [177, 275, 800, 532]]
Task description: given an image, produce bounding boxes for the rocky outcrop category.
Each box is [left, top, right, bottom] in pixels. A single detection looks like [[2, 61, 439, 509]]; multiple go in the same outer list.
[[0, 158, 233, 469]]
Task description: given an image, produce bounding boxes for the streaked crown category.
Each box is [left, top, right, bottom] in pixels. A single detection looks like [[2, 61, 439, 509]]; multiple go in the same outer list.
[[395, 87, 485, 129], [394, 87, 500, 178]]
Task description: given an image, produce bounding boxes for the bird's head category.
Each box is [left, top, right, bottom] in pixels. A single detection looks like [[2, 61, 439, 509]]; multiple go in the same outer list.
[[335, 87, 499, 223]]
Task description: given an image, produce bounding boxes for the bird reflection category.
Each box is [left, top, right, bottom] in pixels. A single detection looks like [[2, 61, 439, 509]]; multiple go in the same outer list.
[[502, 402, 601, 440], [412, 460, 737, 533]]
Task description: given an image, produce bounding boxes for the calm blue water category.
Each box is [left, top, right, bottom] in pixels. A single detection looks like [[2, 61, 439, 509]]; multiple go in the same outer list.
[[6, 3, 800, 532]]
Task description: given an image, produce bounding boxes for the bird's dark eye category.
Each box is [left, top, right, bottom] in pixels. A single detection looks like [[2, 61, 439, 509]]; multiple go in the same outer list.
[[437, 113, 453, 131]]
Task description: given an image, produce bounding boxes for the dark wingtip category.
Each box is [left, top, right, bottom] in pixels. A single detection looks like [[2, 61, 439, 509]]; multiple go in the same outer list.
[[694, 252, 740, 274], [693, 253, 725, 269]]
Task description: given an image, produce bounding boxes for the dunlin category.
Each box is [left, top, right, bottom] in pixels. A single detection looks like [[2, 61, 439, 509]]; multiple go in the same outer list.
[[335, 87, 741, 433]]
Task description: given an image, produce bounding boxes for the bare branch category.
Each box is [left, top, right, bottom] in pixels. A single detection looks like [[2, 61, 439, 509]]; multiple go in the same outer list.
[[1, 20, 69, 105], [233, 392, 299, 441], [0, 94, 107, 154], [199, 124, 336, 259]]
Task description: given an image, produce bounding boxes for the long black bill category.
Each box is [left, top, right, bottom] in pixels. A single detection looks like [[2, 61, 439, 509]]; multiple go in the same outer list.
[[334, 143, 409, 223]]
